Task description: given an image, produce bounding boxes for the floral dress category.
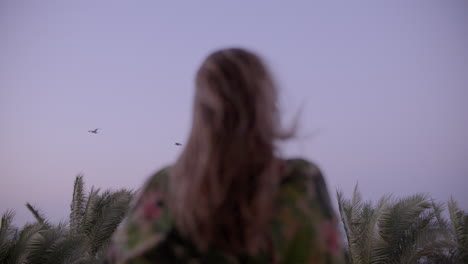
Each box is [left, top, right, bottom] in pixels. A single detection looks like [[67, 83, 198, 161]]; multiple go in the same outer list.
[[105, 159, 346, 264]]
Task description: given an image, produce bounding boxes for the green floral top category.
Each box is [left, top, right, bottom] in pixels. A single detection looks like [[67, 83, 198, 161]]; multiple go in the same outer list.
[[105, 159, 346, 264]]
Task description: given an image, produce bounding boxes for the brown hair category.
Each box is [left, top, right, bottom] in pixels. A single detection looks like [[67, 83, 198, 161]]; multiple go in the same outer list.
[[170, 48, 285, 255]]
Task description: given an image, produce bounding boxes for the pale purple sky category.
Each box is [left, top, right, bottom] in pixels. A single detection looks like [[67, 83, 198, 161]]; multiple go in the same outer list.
[[1, 1, 467, 226]]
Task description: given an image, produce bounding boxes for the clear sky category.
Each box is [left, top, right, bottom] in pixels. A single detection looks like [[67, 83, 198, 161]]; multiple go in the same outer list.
[[1, 1, 467, 227]]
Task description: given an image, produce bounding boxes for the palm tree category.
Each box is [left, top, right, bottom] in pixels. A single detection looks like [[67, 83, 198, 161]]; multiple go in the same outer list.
[[337, 185, 454, 263], [337, 185, 390, 264], [418, 198, 468, 263], [0, 174, 133, 264], [76, 187, 133, 256], [0, 210, 17, 263], [23, 174, 133, 263], [0, 210, 43, 264], [68, 175, 133, 257], [447, 197, 468, 261], [25, 222, 88, 264], [373, 194, 439, 263]]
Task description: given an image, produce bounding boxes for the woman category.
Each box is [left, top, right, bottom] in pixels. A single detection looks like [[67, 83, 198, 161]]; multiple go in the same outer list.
[[106, 48, 345, 263]]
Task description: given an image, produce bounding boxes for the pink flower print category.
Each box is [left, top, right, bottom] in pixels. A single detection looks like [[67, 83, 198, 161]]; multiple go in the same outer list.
[[137, 191, 163, 222], [322, 221, 340, 255]]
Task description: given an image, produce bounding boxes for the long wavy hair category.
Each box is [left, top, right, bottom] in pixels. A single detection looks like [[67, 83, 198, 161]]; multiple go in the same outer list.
[[170, 48, 287, 255]]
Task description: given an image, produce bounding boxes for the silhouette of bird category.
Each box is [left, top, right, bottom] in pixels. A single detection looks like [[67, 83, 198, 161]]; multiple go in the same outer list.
[[175, 142, 182, 146], [88, 128, 100, 134]]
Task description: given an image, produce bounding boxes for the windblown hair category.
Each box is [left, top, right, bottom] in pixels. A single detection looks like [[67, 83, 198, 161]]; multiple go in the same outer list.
[[170, 48, 286, 254]]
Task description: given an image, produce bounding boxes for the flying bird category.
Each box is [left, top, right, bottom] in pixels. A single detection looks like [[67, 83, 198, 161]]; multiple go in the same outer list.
[[88, 128, 100, 134], [175, 142, 182, 146]]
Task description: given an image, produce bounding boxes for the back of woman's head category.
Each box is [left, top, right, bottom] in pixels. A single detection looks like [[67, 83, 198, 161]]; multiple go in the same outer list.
[[171, 48, 283, 254]]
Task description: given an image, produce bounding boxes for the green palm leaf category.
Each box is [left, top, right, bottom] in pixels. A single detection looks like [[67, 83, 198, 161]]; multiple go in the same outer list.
[[26, 203, 49, 227], [70, 174, 86, 235]]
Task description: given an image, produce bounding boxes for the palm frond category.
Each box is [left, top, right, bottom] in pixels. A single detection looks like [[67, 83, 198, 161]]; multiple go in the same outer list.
[[365, 194, 390, 264], [350, 184, 363, 225], [81, 187, 100, 236], [26, 222, 88, 264], [8, 223, 43, 264], [0, 210, 17, 264], [374, 194, 431, 263], [86, 189, 132, 256], [431, 199, 449, 231], [448, 197, 466, 246], [70, 174, 86, 235], [447, 197, 468, 261], [337, 190, 352, 258], [0, 210, 16, 245], [26, 203, 49, 226], [337, 185, 389, 264]]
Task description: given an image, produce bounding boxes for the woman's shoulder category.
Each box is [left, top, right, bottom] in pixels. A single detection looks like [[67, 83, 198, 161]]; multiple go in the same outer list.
[[126, 165, 172, 214], [280, 158, 326, 195], [106, 165, 174, 262], [278, 157, 335, 221], [282, 158, 322, 180], [129, 165, 174, 230], [272, 158, 344, 262], [142, 166, 172, 192]]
